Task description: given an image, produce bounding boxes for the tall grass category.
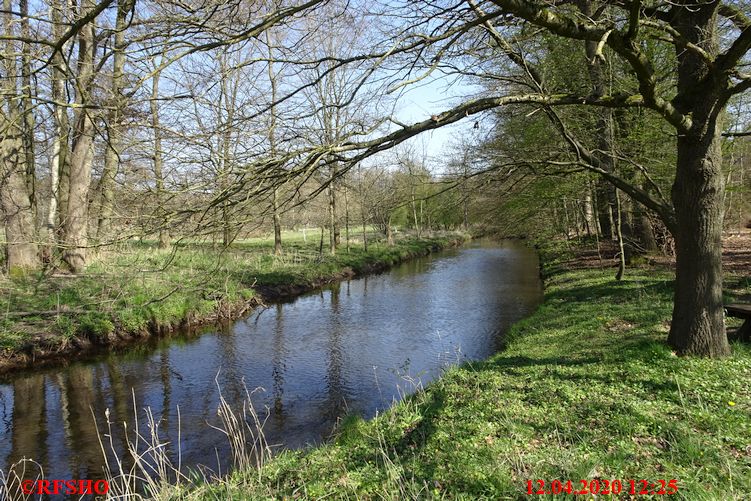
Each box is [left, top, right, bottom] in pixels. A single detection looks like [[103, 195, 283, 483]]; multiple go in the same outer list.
[[0, 377, 274, 501]]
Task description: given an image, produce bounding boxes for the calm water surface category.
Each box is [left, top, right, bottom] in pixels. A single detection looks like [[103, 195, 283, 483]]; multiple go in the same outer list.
[[0, 240, 541, 483]]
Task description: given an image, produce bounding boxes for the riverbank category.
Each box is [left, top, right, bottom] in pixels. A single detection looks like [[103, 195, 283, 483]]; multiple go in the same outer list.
[[0, 232, 467, 374], [190, 242, 751, 500]]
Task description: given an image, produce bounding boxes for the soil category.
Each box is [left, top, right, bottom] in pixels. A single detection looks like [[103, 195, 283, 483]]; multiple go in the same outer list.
[[552, 229, 751, 277]]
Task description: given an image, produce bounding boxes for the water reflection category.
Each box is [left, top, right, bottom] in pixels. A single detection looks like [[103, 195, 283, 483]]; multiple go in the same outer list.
[[0, 241, 541, 483]]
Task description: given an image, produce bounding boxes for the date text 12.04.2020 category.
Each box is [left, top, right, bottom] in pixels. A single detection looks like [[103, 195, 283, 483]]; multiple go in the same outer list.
[[526, 479, 679, 496]]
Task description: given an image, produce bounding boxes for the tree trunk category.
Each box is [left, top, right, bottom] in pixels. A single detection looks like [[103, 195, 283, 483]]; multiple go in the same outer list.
[[581, 0, 617, 241], [96, 0, 132, 240], [362, 219, 368, 251], [19, 0, 36, 238], [62, 0, 96, 273], [267, 34, 282, 256], [50, 1, 71, 245], [615, 190, 626, 280], [633, 202, 658, 253], [343, 179, 350, 252], [273, 188, 282, 255], [328, 168, 338, 255], [1, 0, 38, 274], [151, 68, 170, 249], [64, 113, 95, 273], [667, 5, 729, 357], [668, 112, 728, 356], [0, 136, 39, 274]]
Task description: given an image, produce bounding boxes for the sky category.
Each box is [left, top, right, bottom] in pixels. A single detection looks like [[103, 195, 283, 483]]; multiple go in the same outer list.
[[391, 74, 481, 165]]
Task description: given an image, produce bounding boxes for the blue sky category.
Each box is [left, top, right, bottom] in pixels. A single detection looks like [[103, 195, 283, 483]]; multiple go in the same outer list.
[[391, 74, 483, 167]]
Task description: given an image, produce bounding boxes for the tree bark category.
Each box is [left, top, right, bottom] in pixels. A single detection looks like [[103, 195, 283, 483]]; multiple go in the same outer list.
[[328, 163, 338, 255], [96, 0, 132, 240], [615, 190, 626, 280], [0, 134, 39, 274], [266, 35, 282, 256], [19, 0, 36, 237], [669, 113, 728, 355], [633, 202, 658, 252], [62, 0, 97, 273], [273, 188, 282, 255], [49, 1, 71, 245], [1, 0, 39, 274], [151, 68, 170, 249], [667, 5, 729, 357], [343, 178, 350, 252], [385, 215, 394, 246]]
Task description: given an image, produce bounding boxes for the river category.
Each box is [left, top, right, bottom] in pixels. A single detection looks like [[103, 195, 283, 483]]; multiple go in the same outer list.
[[0, 240, 541, 486]]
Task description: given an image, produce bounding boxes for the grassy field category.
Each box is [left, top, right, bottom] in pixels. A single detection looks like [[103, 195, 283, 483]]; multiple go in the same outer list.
[[0, 230, 465, 369], [188, 259, 751, 500]]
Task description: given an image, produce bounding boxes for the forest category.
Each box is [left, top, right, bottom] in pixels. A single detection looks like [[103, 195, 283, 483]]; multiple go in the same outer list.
[[1, 0, 750, 499]]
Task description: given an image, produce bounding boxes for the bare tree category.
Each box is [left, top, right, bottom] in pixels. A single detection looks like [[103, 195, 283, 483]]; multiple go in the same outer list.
[[0, 0, 38, 273], [96, 0, 135, 240]]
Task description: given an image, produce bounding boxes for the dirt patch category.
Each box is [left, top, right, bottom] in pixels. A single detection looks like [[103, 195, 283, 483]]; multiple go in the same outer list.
[[552, 229, 751, 277]]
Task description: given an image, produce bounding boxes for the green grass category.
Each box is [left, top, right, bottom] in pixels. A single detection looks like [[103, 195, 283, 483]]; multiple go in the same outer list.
[[0, 230, 465, 362], [192, 267, 751, 500]]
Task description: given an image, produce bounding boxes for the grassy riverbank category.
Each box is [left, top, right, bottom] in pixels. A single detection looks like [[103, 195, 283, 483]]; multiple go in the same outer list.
[[0, 231, 466, 372], [191, 247, 751, 500]]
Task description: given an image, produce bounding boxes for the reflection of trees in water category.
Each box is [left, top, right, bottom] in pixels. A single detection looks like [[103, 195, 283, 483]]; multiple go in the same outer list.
[[8, 374, 47, 476], [325, 282, 347, 421], [63, 365, 104, 477], [272, 303, 286, 421], [105, 361, 132, 460], [216, 323, 243, 404], [159, 352, 171, 428]]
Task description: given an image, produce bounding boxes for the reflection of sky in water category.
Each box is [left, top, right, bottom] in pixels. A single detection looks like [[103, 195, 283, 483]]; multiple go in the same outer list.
[[0, 241, 541, 483]]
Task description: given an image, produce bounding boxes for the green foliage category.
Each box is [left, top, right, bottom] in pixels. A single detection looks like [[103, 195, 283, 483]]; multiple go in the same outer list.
[[78, 312, 115, 340], [53, 316, 77, 339], [0, 329, 27, 352]]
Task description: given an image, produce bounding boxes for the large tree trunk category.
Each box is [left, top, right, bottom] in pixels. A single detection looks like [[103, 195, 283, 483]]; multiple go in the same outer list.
[[64, 113, 95, 273], [51, 1, 71, 243], [668, 111, 728, 356], [633, 201, 658, 253], [1, 0, 39, 274], [0, 136, 39, 274], [667, 5, 729, 357], [62, 0, 96, 273]]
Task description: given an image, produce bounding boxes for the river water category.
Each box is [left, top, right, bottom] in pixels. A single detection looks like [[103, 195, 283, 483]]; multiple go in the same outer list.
[[0, 240, 541, 485]]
